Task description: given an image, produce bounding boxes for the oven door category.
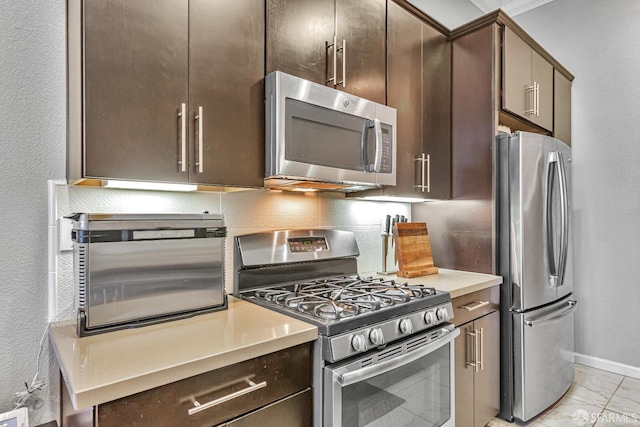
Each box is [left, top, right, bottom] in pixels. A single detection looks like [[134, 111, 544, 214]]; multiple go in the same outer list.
[[324, 326, 459, 427]]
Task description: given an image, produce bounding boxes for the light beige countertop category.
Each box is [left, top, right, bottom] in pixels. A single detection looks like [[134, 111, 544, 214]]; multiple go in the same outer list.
[[368, 268, 502, 298], [49, 296, 318, 410]]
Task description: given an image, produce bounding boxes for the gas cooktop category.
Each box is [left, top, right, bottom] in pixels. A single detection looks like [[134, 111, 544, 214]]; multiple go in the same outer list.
[[241, 274, 450, 336]]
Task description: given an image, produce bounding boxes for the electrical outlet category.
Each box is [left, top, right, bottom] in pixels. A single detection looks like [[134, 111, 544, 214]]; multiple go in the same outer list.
[[0, 407, 29, 427], [58, 218, 74, 252]]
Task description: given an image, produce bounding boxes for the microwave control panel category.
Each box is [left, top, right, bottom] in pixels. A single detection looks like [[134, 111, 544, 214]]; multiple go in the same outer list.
[[379, 127, 393, 173]]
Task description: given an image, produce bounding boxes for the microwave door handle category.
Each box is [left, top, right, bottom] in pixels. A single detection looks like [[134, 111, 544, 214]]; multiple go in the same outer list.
[[337, 327, 460, 386], [361, 120, 371, 171], [372, 118, 383, 172], [360, 119, 382, 172]]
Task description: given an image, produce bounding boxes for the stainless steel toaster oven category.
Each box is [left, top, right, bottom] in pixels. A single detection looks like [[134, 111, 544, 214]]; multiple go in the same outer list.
[[70, 213, 227, 336]]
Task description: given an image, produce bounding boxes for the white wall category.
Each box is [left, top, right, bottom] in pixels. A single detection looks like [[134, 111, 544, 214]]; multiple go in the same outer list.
[[408, 0, 483, 29], [514, 0, 640, 371], [0, 0, 67, 424]]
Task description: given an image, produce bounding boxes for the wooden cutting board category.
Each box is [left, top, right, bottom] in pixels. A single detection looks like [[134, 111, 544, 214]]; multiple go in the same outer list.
[[393, 222, 439, 278]]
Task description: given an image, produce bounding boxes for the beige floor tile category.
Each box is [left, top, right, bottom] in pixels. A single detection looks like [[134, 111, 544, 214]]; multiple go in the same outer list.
[[535, 395, 604, 427], [606, 377, 640, 419], [566, 364, 625, 407]]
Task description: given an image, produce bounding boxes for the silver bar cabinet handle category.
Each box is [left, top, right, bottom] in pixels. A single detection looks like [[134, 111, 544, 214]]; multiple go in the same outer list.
[[195, 106, 203, 173], [466, 329, 479, 373], [460, 300, 490, 312], [413, 153, 429, 192], [178, 103, 187, 172], [425, 154, 431, 193], [327, 35, 337, 85], [525, 84, 536, 115], [187, 379, 267, 416], [478, 327, 484, 371], [535, 82, 540, 116], [337, 39, 346, 87]]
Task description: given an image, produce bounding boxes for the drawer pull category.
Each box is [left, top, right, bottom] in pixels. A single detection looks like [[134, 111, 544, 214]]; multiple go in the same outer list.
[[459, 300, 490, 312], [188, 379, 267, 416]]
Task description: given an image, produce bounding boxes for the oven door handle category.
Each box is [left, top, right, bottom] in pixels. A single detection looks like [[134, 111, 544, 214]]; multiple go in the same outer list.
[[337, 327, 460, 387]]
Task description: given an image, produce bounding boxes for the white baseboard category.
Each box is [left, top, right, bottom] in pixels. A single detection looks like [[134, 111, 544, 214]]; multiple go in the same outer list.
[[575, 352, 640, 379]]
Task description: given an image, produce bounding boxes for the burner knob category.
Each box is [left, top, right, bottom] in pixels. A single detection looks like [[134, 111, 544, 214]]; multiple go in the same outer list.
[[424, 311, 436, 326], [369, 328, 385, 346], [351, 334, 367, 353], [436, 307, 450, 322], [399, 318, 413, 334]]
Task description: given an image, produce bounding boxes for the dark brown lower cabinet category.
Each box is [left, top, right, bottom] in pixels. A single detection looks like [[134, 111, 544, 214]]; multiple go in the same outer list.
[[61, 343, 312, 427], [453, 288, 500, 427]]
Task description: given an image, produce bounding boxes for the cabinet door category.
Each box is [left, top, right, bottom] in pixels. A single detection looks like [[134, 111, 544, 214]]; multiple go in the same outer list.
[[531, 50, 553, 131], [336, 0, 386, 104], [554, 70, 572, 146], [266, 0, 335, 85], [386, 1, 422, 198], [422, 23, 451, 200], [83, 0, 189, 182], [473, 311, 500, 427], [502, 26, 532, 120], [189, 0, 265, 187], [455, 323, 475, 427], [503, 26, 553, 131]]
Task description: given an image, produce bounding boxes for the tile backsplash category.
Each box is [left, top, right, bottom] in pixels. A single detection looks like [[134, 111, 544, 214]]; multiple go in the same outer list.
[[48, 182, 410, 321]]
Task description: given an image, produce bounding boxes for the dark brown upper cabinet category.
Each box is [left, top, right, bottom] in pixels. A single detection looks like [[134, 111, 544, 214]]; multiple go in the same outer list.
[[68, 0, 265, 188], [352, 1, 451, 201], [266, 0, 386, 104]]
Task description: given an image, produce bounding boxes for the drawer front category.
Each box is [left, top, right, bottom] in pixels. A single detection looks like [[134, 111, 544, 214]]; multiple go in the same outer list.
[[222, 388, 312, 427], [451, 286, 499, 326], [97, 343, 312, 427]]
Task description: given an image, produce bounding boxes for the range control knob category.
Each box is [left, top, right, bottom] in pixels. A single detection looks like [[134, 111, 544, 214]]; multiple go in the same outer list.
[[399, 318, 413, 334], [351, 334, 367, 353], [436, 307, 450, 322], [369, 327, 385, 346], [424, 311, 436, 326]]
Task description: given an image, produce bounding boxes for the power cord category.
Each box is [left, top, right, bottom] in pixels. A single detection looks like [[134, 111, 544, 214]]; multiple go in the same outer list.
[[12, 302, 74, 409], [12, 323, 48, 409]]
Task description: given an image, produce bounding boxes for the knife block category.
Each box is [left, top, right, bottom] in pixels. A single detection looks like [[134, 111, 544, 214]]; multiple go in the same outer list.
[[393, 222, 439, 278]]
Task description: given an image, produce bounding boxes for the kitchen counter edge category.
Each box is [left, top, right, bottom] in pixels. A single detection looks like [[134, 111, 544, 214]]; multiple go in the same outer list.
[[49, 296, 318, 410], [368, 268, 502, 298]]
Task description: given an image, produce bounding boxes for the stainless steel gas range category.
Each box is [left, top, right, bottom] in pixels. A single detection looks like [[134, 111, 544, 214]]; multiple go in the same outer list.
[[234, 229, 459, 427]]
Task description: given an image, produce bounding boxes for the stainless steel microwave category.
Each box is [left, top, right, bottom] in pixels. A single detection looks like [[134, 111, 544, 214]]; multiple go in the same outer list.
[[265, 71, 397, 192]]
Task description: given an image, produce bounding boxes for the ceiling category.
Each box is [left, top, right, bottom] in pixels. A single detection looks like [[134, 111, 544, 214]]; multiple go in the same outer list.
[[470, 0, 556, 16]]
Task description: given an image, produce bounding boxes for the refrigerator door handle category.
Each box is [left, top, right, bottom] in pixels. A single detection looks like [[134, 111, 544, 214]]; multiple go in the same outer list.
[[556, 152, 569, 287], [545, 152, 559, 287], [525, 300, 577, 327]]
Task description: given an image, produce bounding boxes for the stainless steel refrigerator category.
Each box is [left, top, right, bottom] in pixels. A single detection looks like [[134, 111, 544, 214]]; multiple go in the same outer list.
[[496, 131, 578, 422]]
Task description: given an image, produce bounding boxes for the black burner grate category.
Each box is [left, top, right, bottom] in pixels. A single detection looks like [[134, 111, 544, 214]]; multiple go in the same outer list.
[[253, 275, 436, 321]]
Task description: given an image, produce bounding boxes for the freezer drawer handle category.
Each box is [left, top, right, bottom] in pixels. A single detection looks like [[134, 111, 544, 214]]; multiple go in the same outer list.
[[187, 378, 267, 416], [459, 300, 490, 312], [525, 300, 577, 328]]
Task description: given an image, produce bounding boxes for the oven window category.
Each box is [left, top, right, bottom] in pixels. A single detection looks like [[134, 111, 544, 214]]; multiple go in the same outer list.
[[341, 343, 451, 427]]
